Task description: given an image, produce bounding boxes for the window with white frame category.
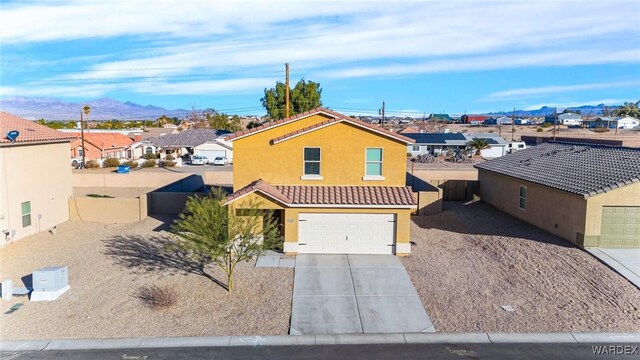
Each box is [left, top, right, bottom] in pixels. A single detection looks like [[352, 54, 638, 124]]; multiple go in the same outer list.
[[366, 148, 383, 176], [145, 146, 154, 154], [519, 186, 527, 210], [303, 147, 321, 176], [21, 201, 31, 227], [412, 145, 420, 151]]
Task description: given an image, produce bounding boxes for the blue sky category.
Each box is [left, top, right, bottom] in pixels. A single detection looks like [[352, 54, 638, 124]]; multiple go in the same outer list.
[[1, 0, 640, 116]]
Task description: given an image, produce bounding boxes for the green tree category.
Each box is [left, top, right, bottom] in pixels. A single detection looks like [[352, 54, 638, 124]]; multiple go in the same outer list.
[[246, 120, 262, 129], [466, 137, 491, 156], [614, 101, 640, 118], [66, 120, 77, 129], [261, 78, 322, 120], [206, 111, 242, 131], [171, 189, 280, 292]]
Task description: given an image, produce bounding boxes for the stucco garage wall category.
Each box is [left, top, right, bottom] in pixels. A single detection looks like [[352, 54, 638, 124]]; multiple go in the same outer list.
[[0, 142, 72, 246], [478, 170, 588, 245], [583, 182, 640, 246]]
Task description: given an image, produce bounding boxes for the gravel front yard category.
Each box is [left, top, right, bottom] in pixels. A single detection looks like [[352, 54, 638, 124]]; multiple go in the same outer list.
[[0, 216, 293, 340], [403, 202, 640, 333]]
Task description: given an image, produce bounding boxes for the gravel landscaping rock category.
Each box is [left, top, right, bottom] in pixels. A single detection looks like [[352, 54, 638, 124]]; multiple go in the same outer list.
[[0, 216, 293, 340], [403, 202, 640, 333]]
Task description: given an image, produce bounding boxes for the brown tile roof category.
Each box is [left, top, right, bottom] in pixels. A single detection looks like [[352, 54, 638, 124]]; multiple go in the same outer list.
[[224, 107, 413, 143], [225, 179, 416, 207], [67, 132, 134, 150], [0, 112, 76, 144], [270, 117, 414, 144]]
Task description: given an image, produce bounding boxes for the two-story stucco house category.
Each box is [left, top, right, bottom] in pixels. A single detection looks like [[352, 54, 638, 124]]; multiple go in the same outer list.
[[0, 112, 75, 247], [223, 108, 417, 255]]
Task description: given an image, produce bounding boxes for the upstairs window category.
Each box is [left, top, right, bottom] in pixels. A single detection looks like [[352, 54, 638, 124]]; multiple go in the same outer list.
[[303, 147, 321, 176], [519, 186, 527, 210], [21, 201, 31, 228], [366, 148, 383, 176]]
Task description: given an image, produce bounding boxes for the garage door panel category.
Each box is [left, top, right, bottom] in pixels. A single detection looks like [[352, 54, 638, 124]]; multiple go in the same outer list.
[[298, 213, 395, 254], [600, 206, 640, 248]]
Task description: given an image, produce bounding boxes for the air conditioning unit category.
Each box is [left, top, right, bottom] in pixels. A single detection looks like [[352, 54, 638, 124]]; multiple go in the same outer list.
[[30, 266, 70, 301]]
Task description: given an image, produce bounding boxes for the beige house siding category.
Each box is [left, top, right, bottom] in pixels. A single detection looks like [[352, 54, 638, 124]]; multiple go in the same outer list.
[[0, 141, 72, 246], [478, 170, 588, 245], [583, 182, 640, 246]]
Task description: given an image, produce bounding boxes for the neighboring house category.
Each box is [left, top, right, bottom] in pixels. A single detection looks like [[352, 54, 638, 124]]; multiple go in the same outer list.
[[544, 113, 582, 126], [0, 112, 75, 246], [69, 132, 134, 160], [139, 127, 178, 140], [223, 107, 417, 255], [127, 140, 158, 159], [485, 116, 512, 125], [461, 114, 492, 124], [149, 129, 233, 161], [407, 132, 508, 158], [583, 116, 640, 130], [428, 113, 453, 122], [475, 142, 640, 248], [514, 118, 530, 125]]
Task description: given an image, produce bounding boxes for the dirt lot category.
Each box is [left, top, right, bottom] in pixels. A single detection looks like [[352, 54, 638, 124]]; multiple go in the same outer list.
[[0, 217, 293, 340], [404, 202, 640, 333]]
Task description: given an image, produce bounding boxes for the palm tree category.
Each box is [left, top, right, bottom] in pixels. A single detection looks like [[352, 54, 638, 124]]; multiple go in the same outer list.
[[80, 105, 91, 168], [466, 137, 490, 156]]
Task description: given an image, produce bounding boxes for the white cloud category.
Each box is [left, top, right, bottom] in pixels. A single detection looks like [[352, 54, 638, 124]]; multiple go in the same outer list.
[[2, 0, 639, 97], [483, 80, 640, 101]]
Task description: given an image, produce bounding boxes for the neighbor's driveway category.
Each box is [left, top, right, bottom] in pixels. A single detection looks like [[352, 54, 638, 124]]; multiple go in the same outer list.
[[290, 254, 435, 335], [586, 248, 640, 288]]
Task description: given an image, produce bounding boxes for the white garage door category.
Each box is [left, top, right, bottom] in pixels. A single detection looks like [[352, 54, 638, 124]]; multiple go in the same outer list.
[[298, 213, 396, 254], [198, 150, 226, 161]]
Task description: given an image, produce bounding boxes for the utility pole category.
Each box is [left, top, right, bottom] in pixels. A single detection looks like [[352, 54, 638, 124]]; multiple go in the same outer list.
[[80, 111, 86, 169], [553, 107, 558, 141], [511, 107, 515, 141], [285, 63, 290, 118], [379, 101, 385, 128]]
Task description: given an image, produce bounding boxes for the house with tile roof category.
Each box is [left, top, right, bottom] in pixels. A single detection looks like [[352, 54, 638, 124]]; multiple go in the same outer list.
[[148, 129, 233, 162], [68, 132, 135, 160], [0, 112, 75, 246], [223, 107, 417, 255], [475, 142, 640, 248]]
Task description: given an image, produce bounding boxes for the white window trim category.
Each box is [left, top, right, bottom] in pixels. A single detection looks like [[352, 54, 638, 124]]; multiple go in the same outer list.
[[303, 147, 321, 177], [519, 185, 527, 210], [21, 201, 32, 228], [365, 147, 384, 179]]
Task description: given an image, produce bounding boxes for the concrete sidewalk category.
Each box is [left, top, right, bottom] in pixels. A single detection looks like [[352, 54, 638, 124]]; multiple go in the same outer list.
[[2, 333, 639, 352], [587, 248, 640, 288]]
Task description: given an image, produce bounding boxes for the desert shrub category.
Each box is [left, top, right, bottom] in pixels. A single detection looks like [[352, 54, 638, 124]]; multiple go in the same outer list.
[[134, 284, 177, 310], [103, 158, 120, 168], [142, 159, 157, 168], [488, 130, 494, 133], [541, 122, 552, 128], [536, 128, 544, 132], [165, 154, 174, 161], [406, 153, 412, 158], [461, 129, 468, 133], [592, 127, 610, 133], [123, 160, 139, 168], [162, 160, 176, 167], [142, 153, 157, 160], [85, 160, 100, 169]]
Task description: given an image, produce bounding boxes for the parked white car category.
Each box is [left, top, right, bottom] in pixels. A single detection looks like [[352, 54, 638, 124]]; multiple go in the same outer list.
[[190, 155, 209, 165], [211, 156, 228, 166]]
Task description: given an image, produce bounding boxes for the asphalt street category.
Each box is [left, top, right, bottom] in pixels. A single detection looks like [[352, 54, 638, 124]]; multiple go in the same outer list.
[[3, 343, 639, 360]]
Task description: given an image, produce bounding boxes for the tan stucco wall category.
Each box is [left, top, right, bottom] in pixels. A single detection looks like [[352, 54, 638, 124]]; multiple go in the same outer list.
[[148, 192, 207, 215], [73, 171, 190, 188], [583, 182, 640, 246], [416, 189, 443, 216], [478, 170, 588, 245], [411, 169, 478, 182], [0, 142, 72, 246], [68, 195, 148, 223], [203, 171, 233, 186], [232, 114, 408, 190]]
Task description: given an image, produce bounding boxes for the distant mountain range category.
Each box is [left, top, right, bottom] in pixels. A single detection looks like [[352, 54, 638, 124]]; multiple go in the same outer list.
[[486, 104, 617, 117], [0, 96, 622, 120], [0, 97, 191, 120]]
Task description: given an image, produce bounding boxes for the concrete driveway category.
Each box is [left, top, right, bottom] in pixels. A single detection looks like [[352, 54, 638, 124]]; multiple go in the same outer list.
[[587, 248, 640, 288], [290, 254, 435, 335]]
